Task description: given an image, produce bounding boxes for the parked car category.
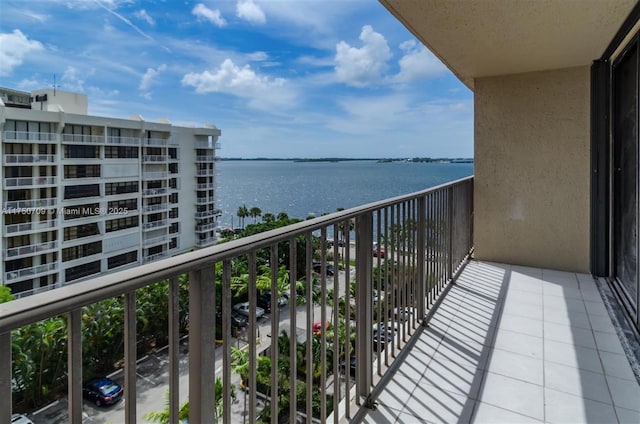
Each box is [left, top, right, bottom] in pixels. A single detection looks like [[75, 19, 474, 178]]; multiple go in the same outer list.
[[216, 310, 248, 328], [82, 377, 123, 407], [340, 356, 357, 377], [312, 262, 335, 276], [11, 414, 34, 424], [233, 302, 265, 318], [257, 291, 288, 312], [372, 244, 386, 258], [393, 306, 417, 322], [372, 327, 396, 351]]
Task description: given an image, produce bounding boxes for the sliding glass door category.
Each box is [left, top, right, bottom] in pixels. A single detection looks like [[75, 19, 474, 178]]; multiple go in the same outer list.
[[612, 35, 639, 327]]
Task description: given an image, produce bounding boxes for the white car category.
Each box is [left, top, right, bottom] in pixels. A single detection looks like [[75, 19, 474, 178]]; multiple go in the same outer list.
[[12, 414, 34, 424], [233, 302, 265, 318]]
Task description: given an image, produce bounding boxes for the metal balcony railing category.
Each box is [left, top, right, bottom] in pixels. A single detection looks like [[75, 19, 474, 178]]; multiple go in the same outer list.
[[143, 137, 169, 146], [196, 182, 216, 190], [195, 222, 217, 232], [3, 176, 57, 188], [4, 241, 58, 258], [142, 155, 168, 163], [142, 235, 169, 247], [106, 136, 140, 146], [61, 134, 104, 144], [4, 219, 57, 234], [142, 171, 169, 180], [142, 188, 167, 197], [195, 155, 215, 162], [3, 198, 57, 210], [3, 154, 56, 164], [196, 169, 215, 176], [195, 196, 215, 205], [3, 262, 58, 282], [0, 176, 473, 424], [142, 203, 168, 213], [3, 131, 58, 143]]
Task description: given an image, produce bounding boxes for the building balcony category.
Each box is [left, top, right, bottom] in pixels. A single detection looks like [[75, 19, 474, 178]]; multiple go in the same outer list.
[[196, 169, 215, 176], [142, 219, 168, 230], [3, 197, 57, 210], [195, 196, 215, 205], [143, 251, 169, 263], [196, 182, 216, 190], [3, 176, 57, 188], [195, 208, 222, 218], [61, 134, 104, 144], [2, 131, 57, 143], [3, 262, 57, 283], [4, 241, 57, 259], [106, 136, 140, 146], [142, 203, 168, 214], [0, 176, 638, 424], [4, 219, 57, 235], [3, 154, 56, 165], [142, 188, 167, 197], [196, 236, 217, 247], [194, 222, 217, 232], [195, 155, 215, 163], [142, 155, 168, 163]]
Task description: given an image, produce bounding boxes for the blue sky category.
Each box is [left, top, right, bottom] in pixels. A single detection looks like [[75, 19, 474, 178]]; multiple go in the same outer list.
[[0, 0, 473, 158]]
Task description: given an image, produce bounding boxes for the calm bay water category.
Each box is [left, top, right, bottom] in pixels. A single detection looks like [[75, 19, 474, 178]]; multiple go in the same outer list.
[[215, 160, 473, 228]]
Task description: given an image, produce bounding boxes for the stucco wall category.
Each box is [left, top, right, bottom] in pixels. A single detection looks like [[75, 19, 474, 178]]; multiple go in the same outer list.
[[474, 66, 590, 272]]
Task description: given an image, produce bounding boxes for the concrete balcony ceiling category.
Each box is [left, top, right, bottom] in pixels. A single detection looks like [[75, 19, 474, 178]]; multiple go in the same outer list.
[[379, 0, 638, 89]]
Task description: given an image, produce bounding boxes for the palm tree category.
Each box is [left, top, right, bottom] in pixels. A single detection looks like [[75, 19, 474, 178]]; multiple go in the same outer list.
[[236, 205, 249, 228], [263, 212, 275, 223], [277, 211, 289, 221], [249, 206, 262, 223]]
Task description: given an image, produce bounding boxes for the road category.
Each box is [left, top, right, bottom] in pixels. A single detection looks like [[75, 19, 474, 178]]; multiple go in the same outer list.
[[30, 268, 355, 424]]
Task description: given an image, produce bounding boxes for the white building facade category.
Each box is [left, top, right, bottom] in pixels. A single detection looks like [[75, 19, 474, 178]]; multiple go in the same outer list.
[[0, 88, 221, 296]]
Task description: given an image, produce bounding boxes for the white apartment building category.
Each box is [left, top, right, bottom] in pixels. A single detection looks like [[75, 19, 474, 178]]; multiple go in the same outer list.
[[0, 87, 221, 296]]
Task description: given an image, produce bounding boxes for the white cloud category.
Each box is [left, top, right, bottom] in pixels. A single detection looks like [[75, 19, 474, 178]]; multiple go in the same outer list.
[[0, 30, 44, 76], [139, 64, 167, 98], [246, 51, 268, 61], [335, 25, 391, 87], [61, 66, 85, 92], [394, 40, 446, 83], [182, 58, 296, 111], [237, 0, 266, 24], [134, 9, 155, 25], [192, 3, 226, 27]]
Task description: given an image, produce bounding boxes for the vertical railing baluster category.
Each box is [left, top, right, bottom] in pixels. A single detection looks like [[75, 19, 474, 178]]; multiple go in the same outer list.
[[222, 261, 232, 424], [0, 331, 10, 424], [344, 225, 351, 419], [168, 276, 180, 424], [68, 309, 82, 423], [375, 209, 382, 375], [270, 244, 279, 424], [448, 186, 454, 281], [288, 238, 298, 424], [355, 212, 373, 403], [417, 196, 426, 323], [248, 252, 258, 424], [124, 291, 137, 424], [305, 234, 313, 420], [332, 225, 340, 424], [320, 228, 327, 422], [189, 266, 216, 424]]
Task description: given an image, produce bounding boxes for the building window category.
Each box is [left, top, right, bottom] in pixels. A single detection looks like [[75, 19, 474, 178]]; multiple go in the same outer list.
[[62, 241, 102, 262], [105, 181, 138, 195], [105, 216, 138, 232], [108, 198, 137, 212], [169, 193, 178, 204], [64, 184, 100, 199], [105, 146, 139, 158], [64, 165, 101, 179], [107, 251, 137, 269], [64, 145, 99, 158], [65, 260, 101, 281], [64, 223, 100, 241]]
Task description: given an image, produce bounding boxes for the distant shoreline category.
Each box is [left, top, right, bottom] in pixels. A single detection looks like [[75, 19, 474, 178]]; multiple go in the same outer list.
[[218, 157, 474, 163]]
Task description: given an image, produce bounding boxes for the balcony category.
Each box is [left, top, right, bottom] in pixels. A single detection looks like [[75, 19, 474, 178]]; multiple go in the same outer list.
[[142, 171, 169, 180], [196, 169, 215, 176], [142, 137, 169, 146], [4, 241, 57, 259], [195, 155, 215, 163], [0, 177, 480, 423], [61, 134, 104, 144], [142, 188, 167, 197], [3, 262, 57, 282], [142, 203, 168, 213], [3, 154, 56, 164], [143, 251, 169, 263], [3, 176, 57, 188], [2, 131, 57, 143], [194, 222, 217, 232], [142, 155, 168, 163], [106, 136, 140, 146], [195, 196, 215, 205], [142, 235, 169, 247], [3, 197, 57, 210], [4, 219, 57, 235], [196, 182, 216, 190], [142, 219, 168, 230], [195, 208, 222, 218]]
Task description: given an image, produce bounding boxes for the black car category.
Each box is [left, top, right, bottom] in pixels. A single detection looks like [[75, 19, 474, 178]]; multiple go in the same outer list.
[[257, 291, 288, 312], [312, 262, 335, 276], [216, 311, 248, 329], [83, 377, 123, 406], [340, 356, 357, 377]]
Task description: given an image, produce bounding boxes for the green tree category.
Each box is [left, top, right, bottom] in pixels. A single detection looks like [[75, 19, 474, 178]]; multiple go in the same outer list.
[[236, 205, 249, 228], [249, 206, 262, 223], [262, 212, 275, 223], [0, 285, 13, 303], [276, 212, 289, 221]]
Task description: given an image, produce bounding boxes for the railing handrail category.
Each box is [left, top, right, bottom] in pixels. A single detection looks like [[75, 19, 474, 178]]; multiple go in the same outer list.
[[0, 175, 473, 332]]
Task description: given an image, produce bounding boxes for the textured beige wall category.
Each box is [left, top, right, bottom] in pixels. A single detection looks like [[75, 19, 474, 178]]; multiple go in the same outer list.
[[474, 66, 590, 272]]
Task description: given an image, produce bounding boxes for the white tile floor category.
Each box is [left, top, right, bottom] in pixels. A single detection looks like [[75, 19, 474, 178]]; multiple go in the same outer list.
[[360, 261, 640, 424]]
